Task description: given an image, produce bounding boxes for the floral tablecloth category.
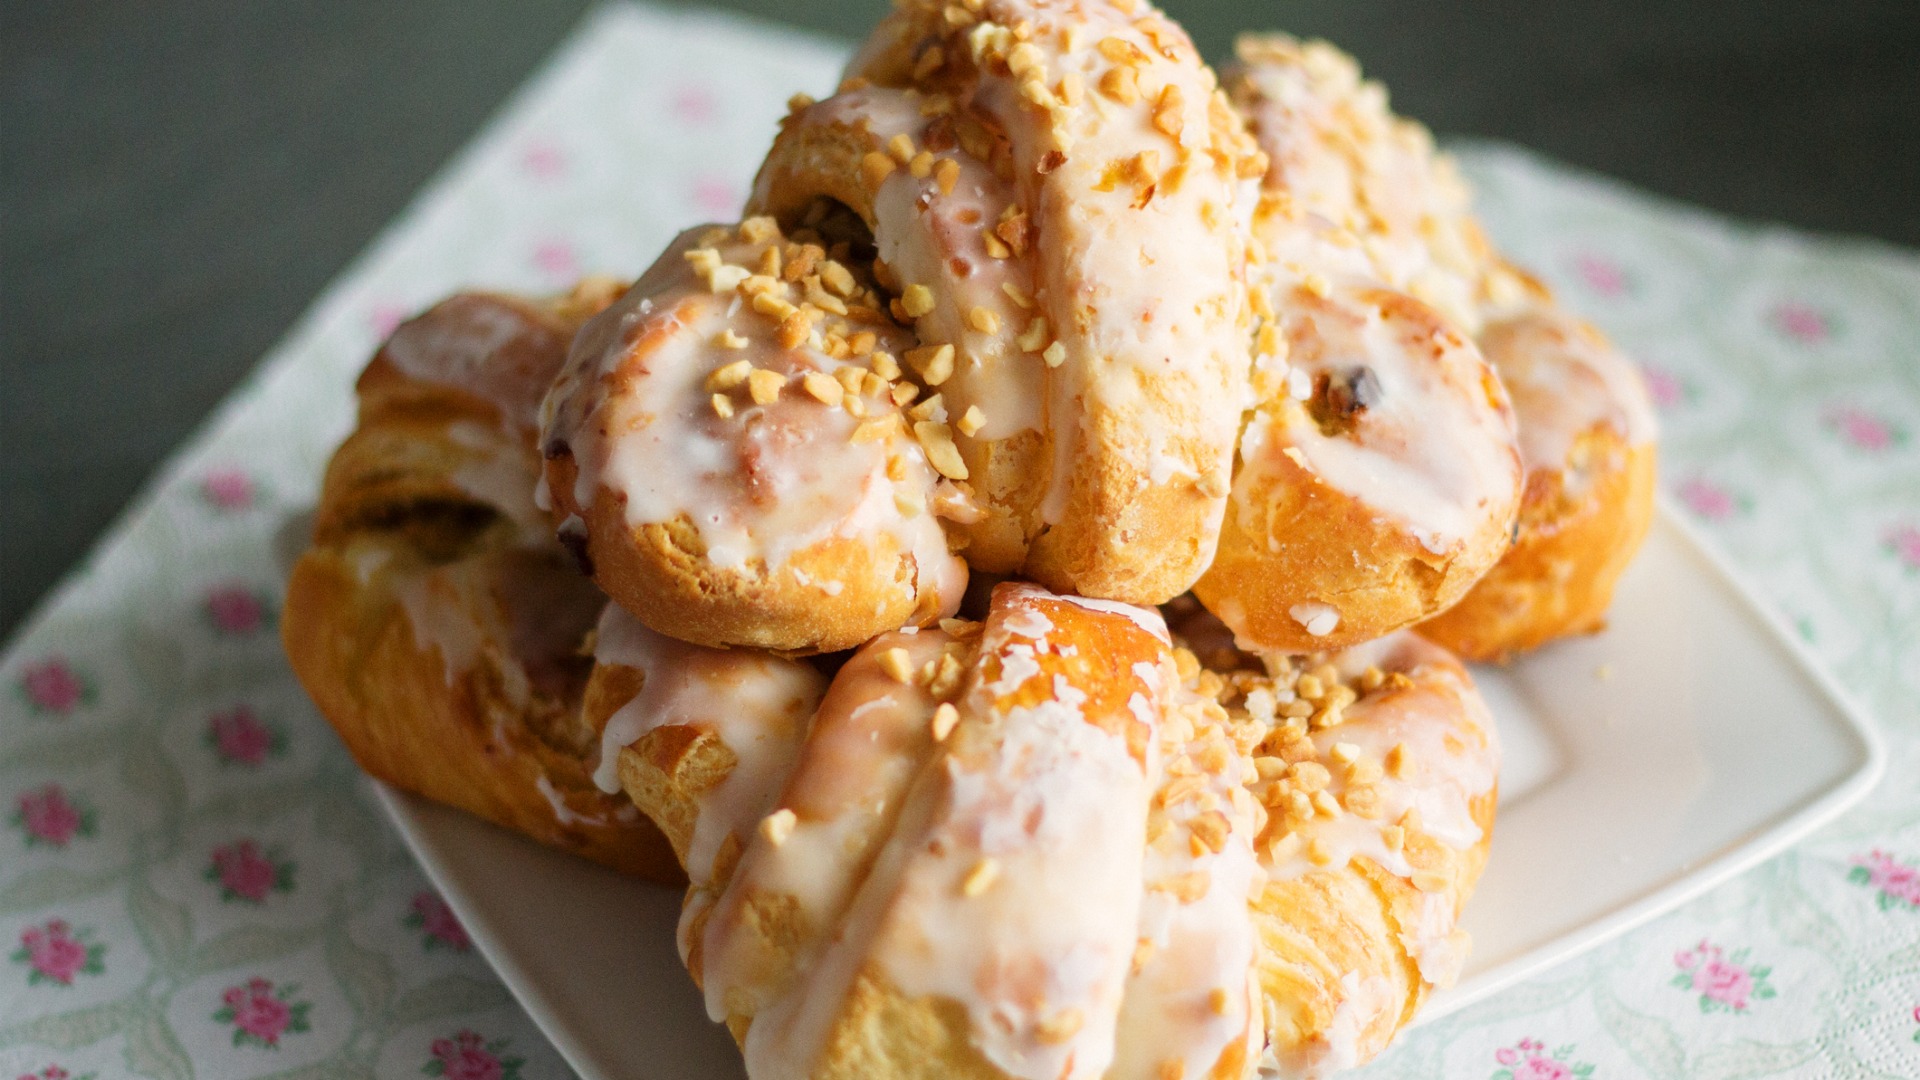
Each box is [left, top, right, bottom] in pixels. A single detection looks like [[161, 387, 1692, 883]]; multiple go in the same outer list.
[[2, 5, 1915, 1078]]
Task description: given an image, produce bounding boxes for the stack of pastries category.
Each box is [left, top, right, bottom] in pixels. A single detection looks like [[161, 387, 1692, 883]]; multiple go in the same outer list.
[[283, 2, 1656, 1076]]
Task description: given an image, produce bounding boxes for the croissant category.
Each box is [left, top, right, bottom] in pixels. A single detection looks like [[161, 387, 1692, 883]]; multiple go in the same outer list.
[[1216, 35, 1657, 658], [602, 582, 1497, 1078], [543, 0, 1268, 651], [282, 282, 681, 880]]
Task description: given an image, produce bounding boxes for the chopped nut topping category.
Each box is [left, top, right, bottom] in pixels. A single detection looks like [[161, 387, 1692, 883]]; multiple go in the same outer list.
[[877, 647, 914, 683], [1035, 1006, 1084, 1045], [834, 365, 866, 397], [967, 305, 1001, 334], [962, 857, 1001, 896], [710, 393, 734, 419], [956, 405, 986, 437], [1412, 869, 1450, 893], [820, 260, 857, 298], [757, 245, 782, 277], [850, 414, 899, 444], [739, 217, 778, 244], [1311, 790, 1343, 818], [1287, 761, 1331, 792], [1188, 809, 1230, 854], [1382, 825, 1406, 853], [1001, 281, 1034, 309], [891, 382, 920, 407], [1329, 742, 1361, 765], [1154, 869, 1211, 903], [1294, 674, 1325, 701], [1207, 987, 1231, 1016], [1152, 84, 1185, 139], [869, 350, 902, 381], [1342, 784, 1382, 818], [801, 371, 844, 406], [1306, 836, 1335, 866], [909, 150, 935, 178], [908, 343, 956, 386], [1017, 316, 1050, 353], [901, 284, 936, 318], [1058, 71, 1084, 106], [860, 150, 898, 190], [1098, 65, 1139, 105], [1359, 665, 1386, 692], [776, 309, 813, 349], [760, 807, 796, 846], [715, 328, 749, 350], [887, 133, 915, 163], [935, 157, 960, 195], [1301, 271, 1331, 298], [1097, 35, 1148, 65], [1042, 341, 1067, 367], [915, 420, 968, 479], [707, 360, 752, 392], [982, 230, 1012, 259], [786, 92, 815, 114], [931, 701, 960, 742], [708, 264, 750, 294], [1385, 742, 1412, 779], [747, 368, 785, 405]]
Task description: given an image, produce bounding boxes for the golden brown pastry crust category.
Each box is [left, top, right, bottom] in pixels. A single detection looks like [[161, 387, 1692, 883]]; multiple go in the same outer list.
[[283, 286, 681, 881], [540, 223, 967, 654], [605, 583, 1498, 1079], [1420, 311, 1658, 660]]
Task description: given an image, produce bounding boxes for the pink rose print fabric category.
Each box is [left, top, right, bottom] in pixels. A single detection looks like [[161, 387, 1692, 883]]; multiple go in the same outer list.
[[10, 783, 95, 847], [1677, 476, 1745, 521], [204, 585, 271, 636], [16, 657, 91, 717], [1670, 940, 1777, 1013], [206, 705, 285, 767], [407, 891, 473, 953], [11, 920, 105, 987], [13, 1068, 95, 1080], [1883, 525, 1920, 574], [1571, 252, 1630, 297], [1769, 300, 1832, 344], [1849, 850, 1920, 911], [205, 840, 296, 904], [199, 468, 257, 511], [214, 977, 312, 1049], [1490, 1038, 1594, 1080], [424, 1030, 524, 1080], [1821, 404, 1906, 453]]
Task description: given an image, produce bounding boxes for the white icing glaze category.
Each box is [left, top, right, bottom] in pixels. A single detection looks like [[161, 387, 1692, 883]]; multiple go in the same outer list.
[[1231, 36, 1488, 337], [444, 420, 549, 538], [543, 226, 965, 604], [848, 0, 1257, 562], [533, 773, 606, 829], [382, 293, 571, 433], [588, 602, 827, 908], [391, 570, 485, 687], [1289, 602, 1340, 637], [1480, 309, 1658, 474], [1110, 691, 1264, 1080], [1234, 277, 1519, 560], [755, 585, 1167, 1080], [1259, 970, 1398, 1080], [700, 628, 954, 1041]]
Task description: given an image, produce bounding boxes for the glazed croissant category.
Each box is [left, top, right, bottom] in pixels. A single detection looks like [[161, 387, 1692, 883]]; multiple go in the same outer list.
[[282, 282, 681, 880], [596, 582, 1496, 1078]]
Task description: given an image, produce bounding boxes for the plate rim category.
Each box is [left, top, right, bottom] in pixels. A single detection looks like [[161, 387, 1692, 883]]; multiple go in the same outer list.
[[1417, 497, 1886, 1021]]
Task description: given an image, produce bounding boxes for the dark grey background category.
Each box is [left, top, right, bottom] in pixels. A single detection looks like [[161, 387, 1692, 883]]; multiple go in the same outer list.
[[4, 0, 1917, 639]]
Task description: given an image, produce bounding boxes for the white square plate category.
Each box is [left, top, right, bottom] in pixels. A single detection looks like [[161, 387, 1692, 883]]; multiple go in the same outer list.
[[371, 503, 1883, 1079]]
